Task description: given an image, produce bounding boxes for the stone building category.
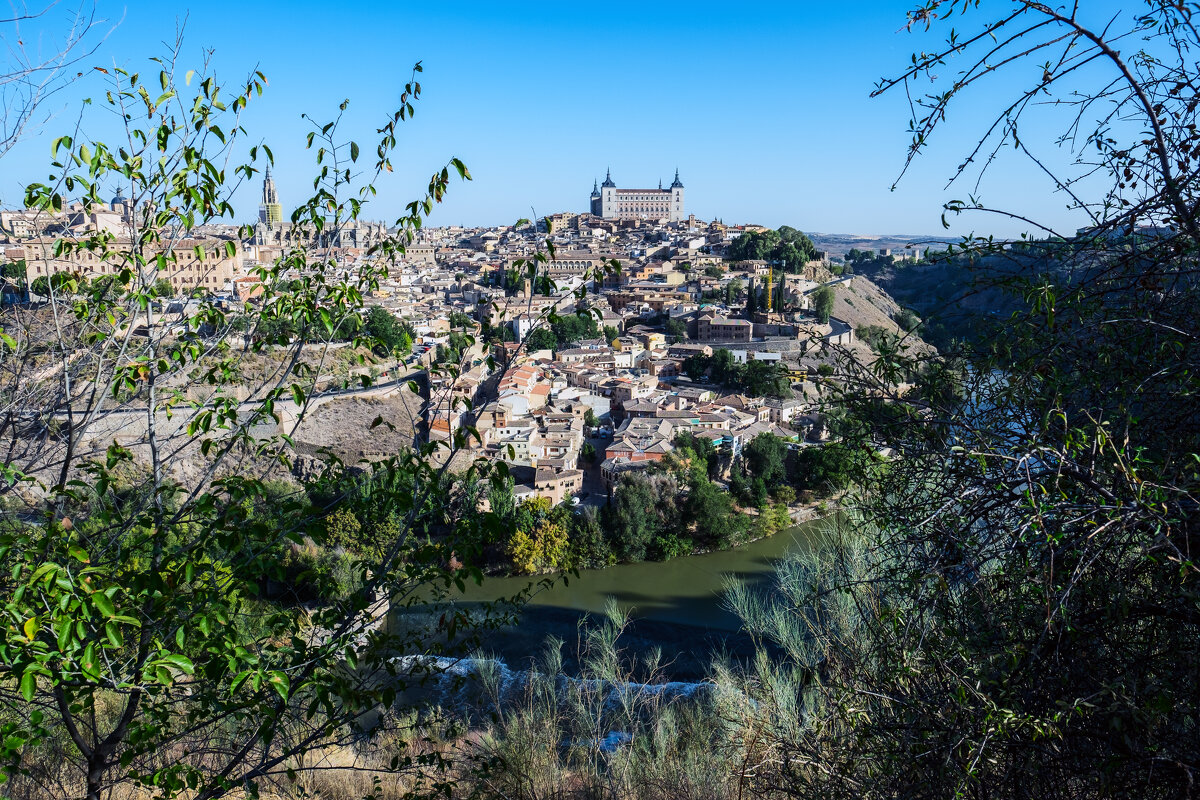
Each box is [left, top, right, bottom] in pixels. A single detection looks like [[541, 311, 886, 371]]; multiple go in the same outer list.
[[590, 169, 685, 221], [251, 168, 388, 249], [259, 165, 283, 226]]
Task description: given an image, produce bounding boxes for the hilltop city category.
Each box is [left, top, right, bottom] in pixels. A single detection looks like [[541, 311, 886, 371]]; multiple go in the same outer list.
[[0, 168, 929, 509]]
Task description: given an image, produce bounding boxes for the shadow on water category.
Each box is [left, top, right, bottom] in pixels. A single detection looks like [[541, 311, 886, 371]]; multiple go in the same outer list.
[[392, 517, 834, 682]]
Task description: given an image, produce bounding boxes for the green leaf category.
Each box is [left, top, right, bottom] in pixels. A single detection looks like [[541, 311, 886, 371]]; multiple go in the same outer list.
[[159, 653, 195, 675], [105, 621, 124, 649], [19, 670, 36, 702], [267, 670, 290, 700], [92, 592, 116, 618], [350, 141, 359, 162]]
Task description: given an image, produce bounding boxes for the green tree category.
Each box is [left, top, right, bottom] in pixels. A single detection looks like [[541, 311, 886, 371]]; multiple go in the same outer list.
[[743, 433, 787, 490], [569, 507, 612, 568], [725, 277, 743, 305], [0, 260, 26, 287], [664, 317, 687, 339], [726, 229, 781, 261], [603, 474, 661, 562], [524, 327, 557, 352], [683, 354, 708, 381], [366, 306, 412, 354], [811, 285, 834, 323], [551, 312, 599, 345], [0, 57, 507, 800]]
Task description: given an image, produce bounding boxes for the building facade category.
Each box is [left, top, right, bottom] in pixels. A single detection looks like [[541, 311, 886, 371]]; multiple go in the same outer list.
[[590, 169, 685, 221], [258, 165, 283, 226]]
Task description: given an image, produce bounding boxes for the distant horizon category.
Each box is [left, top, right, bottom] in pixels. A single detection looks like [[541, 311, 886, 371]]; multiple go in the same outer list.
[[0, 0, 1132, 240]]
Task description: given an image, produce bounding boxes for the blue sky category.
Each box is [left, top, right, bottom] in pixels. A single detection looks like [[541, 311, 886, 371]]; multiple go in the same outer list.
[[2, 0, 1134, 237]]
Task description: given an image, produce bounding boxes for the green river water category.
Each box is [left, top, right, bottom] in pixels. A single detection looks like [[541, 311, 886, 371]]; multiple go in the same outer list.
[[456, 516, 829, 631], [390, 516, 833, 679]]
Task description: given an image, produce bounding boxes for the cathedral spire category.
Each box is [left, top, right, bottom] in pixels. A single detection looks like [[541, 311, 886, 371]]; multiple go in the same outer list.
[[259, 164, 282, 226], [671, 168, 684, 189]]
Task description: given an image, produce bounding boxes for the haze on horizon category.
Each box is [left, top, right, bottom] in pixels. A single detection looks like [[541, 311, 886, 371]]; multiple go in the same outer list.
[[1, 0, 1133, 239]]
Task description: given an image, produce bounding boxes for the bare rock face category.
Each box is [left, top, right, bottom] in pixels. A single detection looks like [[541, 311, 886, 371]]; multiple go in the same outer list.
[[292, 392, 425, 463]]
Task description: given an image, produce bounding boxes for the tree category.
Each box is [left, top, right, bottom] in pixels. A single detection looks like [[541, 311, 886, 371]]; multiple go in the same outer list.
[[603, 474, 666, 562], [507, 506, 569, 575], [664, 317, 687, 340], [602, 325, 620, 344], [524, 327, 557, 352], [725, 277, 743, 305], [742, 359, 791, 398], [811, 285, 834, 323], [703, 265, 724, 278], [583, 407, 599, 428], [742, 433, 787, 490], [683, 354, 708, 382], [580, 441, 597, 462], [741, 5, 1200, 799], [726, 229, 780, 261], [0, 4, 104, 161], [366, 306, 408, 354], [550, 312, 599, 345], [710, 347, 741, 387], [568, 507, 612, 568], [0, 260, 26, 286], [0, 55, 518, 800]]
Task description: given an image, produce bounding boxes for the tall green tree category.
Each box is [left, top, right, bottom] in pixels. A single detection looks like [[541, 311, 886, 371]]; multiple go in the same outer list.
[[0, 54, 519, 800], [811, 285, 834, 323]]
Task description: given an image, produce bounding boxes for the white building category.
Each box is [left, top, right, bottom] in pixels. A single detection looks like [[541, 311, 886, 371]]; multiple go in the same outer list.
[[590, 169, 685, 222]]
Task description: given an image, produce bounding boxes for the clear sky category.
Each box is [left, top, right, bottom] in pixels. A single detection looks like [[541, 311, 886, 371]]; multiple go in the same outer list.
[[2, 0, 1134, 238]]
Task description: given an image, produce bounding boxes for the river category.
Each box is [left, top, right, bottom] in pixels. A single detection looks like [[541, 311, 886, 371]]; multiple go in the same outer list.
[[402, 516, 833, 680]]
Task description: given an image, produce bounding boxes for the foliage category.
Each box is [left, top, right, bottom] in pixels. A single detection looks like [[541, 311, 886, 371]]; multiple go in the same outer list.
[[892, 308, 920, 332], [742, 433, 787, 489], [811, 285, 834, 323], [366, 305, 414, 355], [0, 52, 519, 800], [724, 277, 743, 305], [524, 327, 557, 352], [750, 4, 1200, 798], [727, 226, 818, 268], [550, 312, 599, 346], [680, 348, 791, 398]]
